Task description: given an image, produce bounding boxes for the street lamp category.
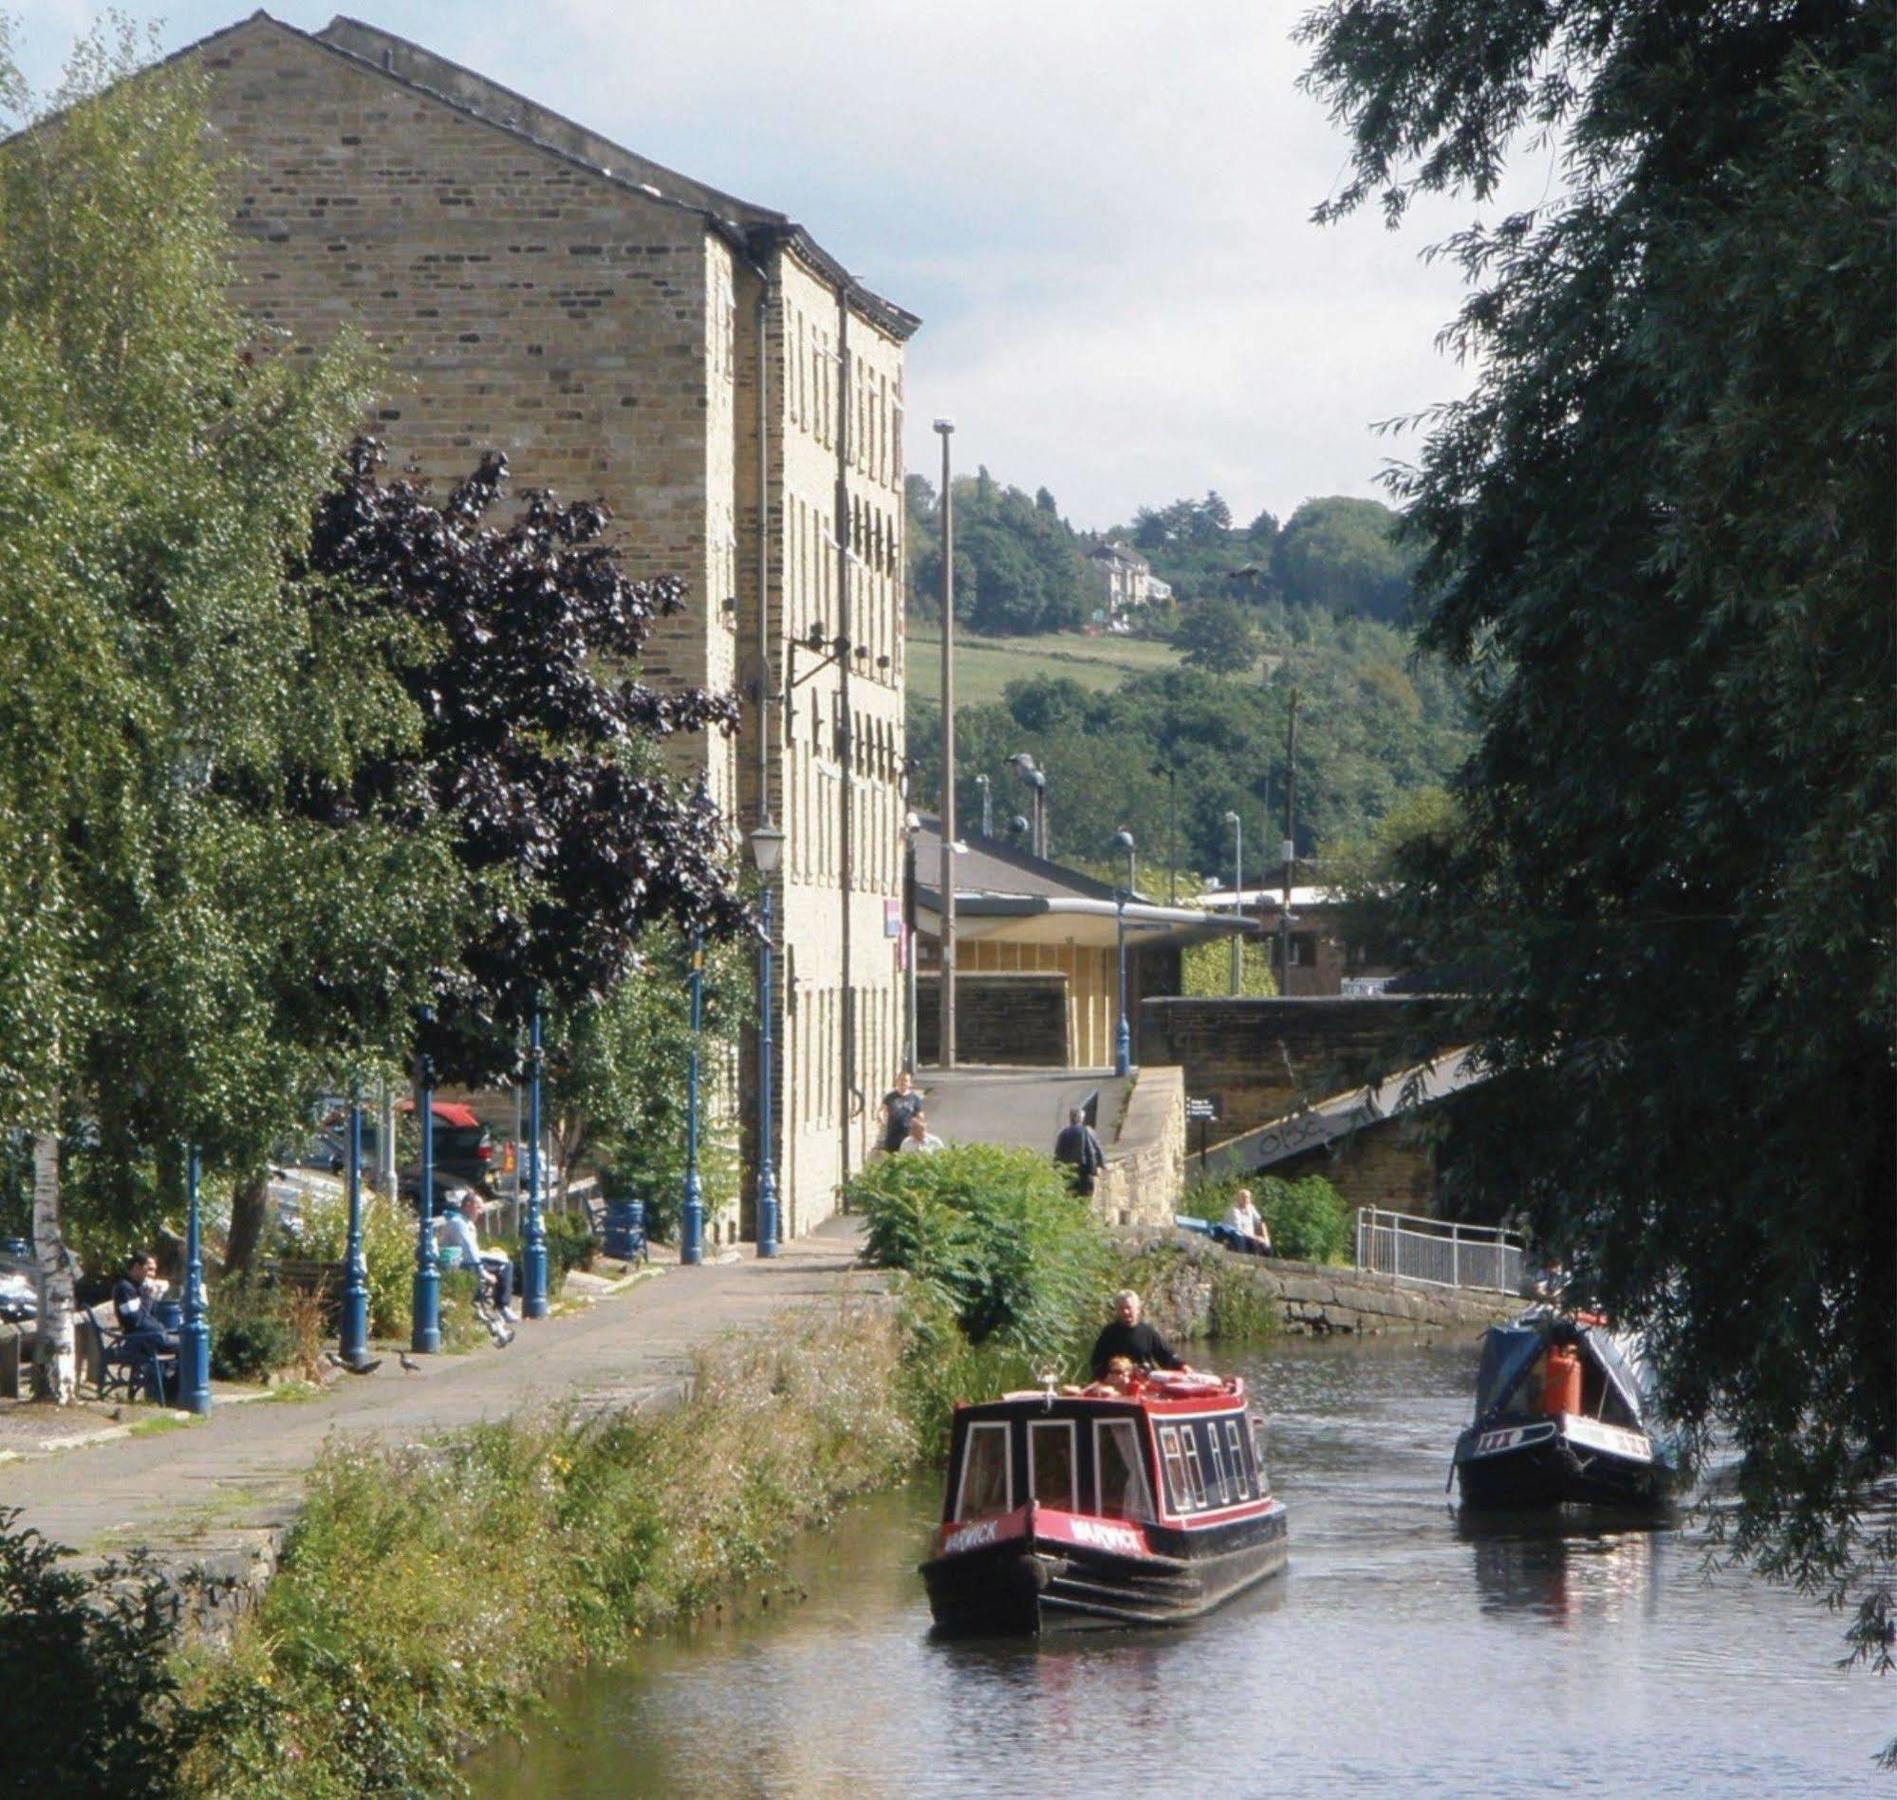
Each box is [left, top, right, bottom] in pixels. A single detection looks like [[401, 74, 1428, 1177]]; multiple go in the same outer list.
[[1151, 762, 1178, 904], [680, 932, 706, 1265], [750, 820, 785, 1258], [974, 772, 992, 838], [1112, 828, 1136, 1077], [1223, 809, 1244, 995], [523, 1000, 548, 1318], [902, 809, 921, 1072], [339, 1085, 369, 1367], [180, 1142, 211, 1415], [1009, 752, 1048, 857], [936, 419, 958, 1075], [411, 1008, 441, 1354]]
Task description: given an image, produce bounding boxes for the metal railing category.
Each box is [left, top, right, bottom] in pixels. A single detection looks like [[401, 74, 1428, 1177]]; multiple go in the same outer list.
[[1354, 1207, 1525, 1294]]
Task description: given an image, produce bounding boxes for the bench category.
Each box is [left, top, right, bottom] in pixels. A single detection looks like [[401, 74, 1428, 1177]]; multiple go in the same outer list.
[[80, 1302, 179, 1405]]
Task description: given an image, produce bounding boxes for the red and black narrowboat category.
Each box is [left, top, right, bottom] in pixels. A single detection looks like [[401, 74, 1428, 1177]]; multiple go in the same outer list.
[[920, 1370, 1288, 1634]]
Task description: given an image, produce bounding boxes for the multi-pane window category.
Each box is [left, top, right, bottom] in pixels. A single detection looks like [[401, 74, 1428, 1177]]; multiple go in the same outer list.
[[1225, 1420, 1252, 1498], [1180, 1432, 1210, 1509], [1158, 1426, 1190, 1512]]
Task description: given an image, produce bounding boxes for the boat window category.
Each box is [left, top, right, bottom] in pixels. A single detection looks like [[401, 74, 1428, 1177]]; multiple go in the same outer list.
[[1158, 1425, 1192, 1512], [1180, 1432, 1210, 1509], [956, 1421, 1012, 1521], [1207, 1429, 1232, 1505], [1029, 1420, 1077, 1511], [1094, 1420, 1155, 1522], [1226, 1420, 1254, 1496], [1249, 1415, 1272, 1491]]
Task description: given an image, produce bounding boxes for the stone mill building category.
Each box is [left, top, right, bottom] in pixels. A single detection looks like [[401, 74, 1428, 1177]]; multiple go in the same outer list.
[[181, 12, 917, 1237]]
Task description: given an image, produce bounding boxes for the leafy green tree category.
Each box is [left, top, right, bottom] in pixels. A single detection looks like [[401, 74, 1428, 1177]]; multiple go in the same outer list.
[[0, 28, 446, 1342], [1176, 598, 1263, 675], [1302, 0, 1895, 1702], [1272, 496, 1416, 620], [914, 605, 1471, 881]]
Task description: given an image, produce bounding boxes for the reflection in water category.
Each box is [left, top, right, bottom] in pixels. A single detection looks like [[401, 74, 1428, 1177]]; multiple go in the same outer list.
[[472, 1338, 1885, 1799], [1461, 1510, 1665, 1628]]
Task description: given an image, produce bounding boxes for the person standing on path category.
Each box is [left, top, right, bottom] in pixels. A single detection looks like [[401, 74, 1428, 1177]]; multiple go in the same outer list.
[[880, 1069, 924, 1154], [1053, 1106, 1107, 1196]]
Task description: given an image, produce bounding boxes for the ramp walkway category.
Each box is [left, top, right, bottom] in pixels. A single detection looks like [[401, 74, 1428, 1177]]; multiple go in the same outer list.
[[911, 1067, 1129, 1155]]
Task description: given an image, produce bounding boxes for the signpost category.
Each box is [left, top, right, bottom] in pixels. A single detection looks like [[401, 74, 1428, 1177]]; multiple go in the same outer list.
[[1186, 1097, 1217, 1174]]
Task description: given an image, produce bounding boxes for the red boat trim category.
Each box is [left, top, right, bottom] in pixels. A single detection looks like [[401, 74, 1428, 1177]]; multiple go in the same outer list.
[[1029, 1507, 1155, 1560]]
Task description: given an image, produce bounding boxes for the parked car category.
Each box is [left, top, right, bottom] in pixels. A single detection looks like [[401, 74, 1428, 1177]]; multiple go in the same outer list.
[[320, 1101, 495, 1188]]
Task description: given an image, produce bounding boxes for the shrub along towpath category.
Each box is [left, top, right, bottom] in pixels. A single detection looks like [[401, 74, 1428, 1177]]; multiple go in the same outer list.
[[0, 1217, 870, 1596]]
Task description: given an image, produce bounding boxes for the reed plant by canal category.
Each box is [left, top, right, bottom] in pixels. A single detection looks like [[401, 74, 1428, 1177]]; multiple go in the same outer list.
[[161, 1301, 918, 1800]]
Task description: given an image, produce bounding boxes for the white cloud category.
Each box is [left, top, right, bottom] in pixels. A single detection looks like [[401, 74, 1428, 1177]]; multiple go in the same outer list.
[[8, 0, 1553, 525]]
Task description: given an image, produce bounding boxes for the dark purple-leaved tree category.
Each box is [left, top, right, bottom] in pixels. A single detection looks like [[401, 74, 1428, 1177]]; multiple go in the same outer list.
[[305, 438, 746, 1084]]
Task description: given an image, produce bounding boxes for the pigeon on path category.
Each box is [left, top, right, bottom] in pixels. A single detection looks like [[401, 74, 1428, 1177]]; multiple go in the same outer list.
[[398, 1351, 422, 1373], [325, 1350, 383, 1375]]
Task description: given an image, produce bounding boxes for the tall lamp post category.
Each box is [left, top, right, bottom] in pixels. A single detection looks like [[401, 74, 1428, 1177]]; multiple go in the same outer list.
[[974, 772, 992, 839], [1223, 809, 1244, 995], [1113, 827, 1136, 1077], [1152, 762, 1177, 904], [935, 417, 958, 1074], [1009, 752, 1047, 857], [522, 1000, 548, 1318], [339, 1086, 369, 1367], [750, 821, 785, 1257], [680, 932, 706, 1265], [902, 810, 920, 1073], [179, 1142, 211, 1415], [411, 1008, 440, 1354]]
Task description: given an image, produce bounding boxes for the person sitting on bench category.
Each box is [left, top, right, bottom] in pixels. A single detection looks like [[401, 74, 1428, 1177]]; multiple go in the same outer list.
[[436, 1192, 518, 1328], [111, 1250, 177, 1401]]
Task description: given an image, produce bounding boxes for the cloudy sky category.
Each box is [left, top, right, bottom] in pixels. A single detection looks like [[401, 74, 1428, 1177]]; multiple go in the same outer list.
[[7, 1, 1546, 530]]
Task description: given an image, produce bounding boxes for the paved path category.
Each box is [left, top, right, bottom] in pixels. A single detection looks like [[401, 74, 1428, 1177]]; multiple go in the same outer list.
[[0, 1216, 872, 1564], [917, 1067, 1128, 1151]]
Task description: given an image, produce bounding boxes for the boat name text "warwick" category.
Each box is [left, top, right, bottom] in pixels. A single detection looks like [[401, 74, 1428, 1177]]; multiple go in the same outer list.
[[944, 1519, 1001, 1556], [1067, 1518, 1145, 1556]]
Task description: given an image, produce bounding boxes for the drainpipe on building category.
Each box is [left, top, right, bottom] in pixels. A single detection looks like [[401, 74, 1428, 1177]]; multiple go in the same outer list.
[[751, 257, 778, 1241]]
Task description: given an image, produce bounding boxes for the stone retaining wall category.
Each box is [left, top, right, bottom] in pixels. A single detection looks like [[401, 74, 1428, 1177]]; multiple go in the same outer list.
[[1095, 1066, 1186, 1228], [1122, 1228, 1519, 1339]]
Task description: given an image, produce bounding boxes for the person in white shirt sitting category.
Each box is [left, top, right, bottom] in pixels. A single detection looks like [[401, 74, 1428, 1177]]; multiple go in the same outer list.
[[1224, 1188, 1273, 1256], [898, 1111, 945, 1155]]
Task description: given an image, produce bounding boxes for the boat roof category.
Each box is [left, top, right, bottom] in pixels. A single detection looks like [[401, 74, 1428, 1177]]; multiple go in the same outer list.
[[968, 1374, 1248, 1415]]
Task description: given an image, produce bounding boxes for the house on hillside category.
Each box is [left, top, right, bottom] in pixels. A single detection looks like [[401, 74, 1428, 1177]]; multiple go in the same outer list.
[[168, 12, 918, 1240], [1088, 542, 1172, 629], [912, 820, 1246, 1067]]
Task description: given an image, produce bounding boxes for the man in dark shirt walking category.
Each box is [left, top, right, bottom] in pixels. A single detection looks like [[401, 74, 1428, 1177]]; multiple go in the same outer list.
[[1088, 1289, 1187, 1379], [1053, 1106, 1107, 1197]]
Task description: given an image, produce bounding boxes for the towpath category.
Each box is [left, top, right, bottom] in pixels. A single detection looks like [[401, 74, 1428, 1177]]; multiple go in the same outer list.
[[0, 1216, 871, 1578]]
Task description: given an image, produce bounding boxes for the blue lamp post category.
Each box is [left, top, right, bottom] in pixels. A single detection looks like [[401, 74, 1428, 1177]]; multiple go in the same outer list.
[[749, 822, 786, 1258], [339, 1086, 370, 1366], [411, 1009, 441, 1354], [179, 1142, 211, 1415], [523, 1001, 549, 1318], [680, 932, 706, 1265], [1113, 828, 1136, 1078]]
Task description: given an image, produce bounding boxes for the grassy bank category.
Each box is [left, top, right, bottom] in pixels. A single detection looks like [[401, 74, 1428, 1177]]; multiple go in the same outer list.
[[168, 1304, 917, 1798]]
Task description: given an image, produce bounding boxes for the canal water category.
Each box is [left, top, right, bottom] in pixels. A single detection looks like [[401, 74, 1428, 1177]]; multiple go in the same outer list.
[[471, 1337, 1886, 1797]]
